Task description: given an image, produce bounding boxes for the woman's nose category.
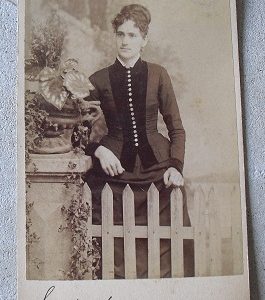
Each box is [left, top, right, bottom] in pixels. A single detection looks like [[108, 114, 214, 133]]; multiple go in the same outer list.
[[122, 35, 129, 45]]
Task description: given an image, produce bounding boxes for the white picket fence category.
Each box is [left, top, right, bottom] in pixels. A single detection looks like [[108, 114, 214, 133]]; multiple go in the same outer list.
[[83, 182, 242, 279]]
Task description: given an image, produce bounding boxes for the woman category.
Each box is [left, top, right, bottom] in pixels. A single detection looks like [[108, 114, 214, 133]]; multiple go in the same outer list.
[[85, 4, 194, 279]]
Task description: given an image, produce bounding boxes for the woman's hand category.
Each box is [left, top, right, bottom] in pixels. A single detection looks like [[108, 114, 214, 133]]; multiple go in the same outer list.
[[163, 167, 184, 188], [94, 145, 125, 177]]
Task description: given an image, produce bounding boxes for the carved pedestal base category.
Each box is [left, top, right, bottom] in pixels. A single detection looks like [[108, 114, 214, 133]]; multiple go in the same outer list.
[[26, 152, 92, 280]]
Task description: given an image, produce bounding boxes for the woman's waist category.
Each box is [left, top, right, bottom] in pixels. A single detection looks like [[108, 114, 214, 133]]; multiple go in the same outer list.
[[101, 131, 170, 156], [107, 128, 162, 140]]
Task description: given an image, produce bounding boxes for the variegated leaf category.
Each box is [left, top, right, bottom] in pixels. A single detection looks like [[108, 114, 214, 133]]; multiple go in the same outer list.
[[39, 68, 68, 110], [63, 70, 95, 99]]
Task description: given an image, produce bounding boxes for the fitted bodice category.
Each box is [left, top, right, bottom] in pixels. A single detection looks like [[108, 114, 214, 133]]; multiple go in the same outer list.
[[85, 59, 185, 173]]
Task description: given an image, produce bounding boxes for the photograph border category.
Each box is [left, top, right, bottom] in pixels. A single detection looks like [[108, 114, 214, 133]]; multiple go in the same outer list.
[[17, 0, 250, 298]]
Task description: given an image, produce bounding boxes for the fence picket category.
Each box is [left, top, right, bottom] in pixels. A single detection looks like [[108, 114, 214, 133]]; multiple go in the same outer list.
[[123, 185, 137, 279], [101, 184, 114, 279], [170, 188, 184, 277], [147, 183, 160, 278], [85, 182, 231, 279], [193, 185, 207, 276], [208, 187, 222, 275], [83, 183, 93, 280]]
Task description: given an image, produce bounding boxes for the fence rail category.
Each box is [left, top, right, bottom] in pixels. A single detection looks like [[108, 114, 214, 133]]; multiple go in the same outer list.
[[83, 181, 239, 280]]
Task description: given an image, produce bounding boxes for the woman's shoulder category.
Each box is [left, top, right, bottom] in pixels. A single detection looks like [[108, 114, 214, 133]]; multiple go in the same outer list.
[[89, 66, 109, 82], [145, 61, 168, 74], [88, 64, 115, 89]]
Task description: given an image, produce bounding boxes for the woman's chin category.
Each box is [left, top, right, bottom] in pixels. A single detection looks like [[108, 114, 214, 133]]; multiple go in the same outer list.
[[118, 52, 134, 60]]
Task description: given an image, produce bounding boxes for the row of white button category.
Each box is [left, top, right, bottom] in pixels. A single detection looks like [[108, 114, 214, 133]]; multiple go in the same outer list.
[[127, 69, 138, 147]]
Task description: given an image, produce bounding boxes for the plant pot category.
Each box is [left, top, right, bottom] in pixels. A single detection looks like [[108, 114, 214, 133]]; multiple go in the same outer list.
[[31, 97, 81, 154]]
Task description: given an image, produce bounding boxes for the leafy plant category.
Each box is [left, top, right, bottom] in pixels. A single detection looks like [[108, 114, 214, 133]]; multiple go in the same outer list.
[[26, 199, 40, 246], [26, 177, 44, 271], [25, 12, 66, 80], [26, 13, 97, 111], [37, 59, 96, 110], [25, 91, 49, 163], [25, 12, 102, 279], [60, 177, 101, 280]]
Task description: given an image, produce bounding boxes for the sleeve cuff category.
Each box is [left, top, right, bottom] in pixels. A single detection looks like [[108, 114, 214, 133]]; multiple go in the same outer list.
[[84, 142, 101, 156], [169, 158, 183, 174]]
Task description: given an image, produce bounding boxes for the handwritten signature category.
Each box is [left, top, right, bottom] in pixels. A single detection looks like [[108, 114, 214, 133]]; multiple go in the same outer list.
[[44, 286, 112, 300]]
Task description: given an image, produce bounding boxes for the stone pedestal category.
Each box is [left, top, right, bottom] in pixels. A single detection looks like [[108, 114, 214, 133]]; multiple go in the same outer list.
[[26, 152, 92, 280]]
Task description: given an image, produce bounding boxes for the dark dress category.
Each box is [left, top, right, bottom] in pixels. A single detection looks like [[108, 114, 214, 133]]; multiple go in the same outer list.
[[84, 58, 194, 278]]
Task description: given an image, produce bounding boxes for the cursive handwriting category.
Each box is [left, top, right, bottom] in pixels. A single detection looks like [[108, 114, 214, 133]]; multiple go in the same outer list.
[[43, 286, 112, 300], [43, 286, 55, 299]]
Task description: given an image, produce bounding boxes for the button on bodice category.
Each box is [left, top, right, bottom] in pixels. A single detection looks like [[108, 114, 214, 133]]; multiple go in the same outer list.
[[107, 58, 158, 171]]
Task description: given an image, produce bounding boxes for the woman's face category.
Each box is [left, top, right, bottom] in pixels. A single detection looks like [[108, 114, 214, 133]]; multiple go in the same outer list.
[[115, 19, 148, 62]]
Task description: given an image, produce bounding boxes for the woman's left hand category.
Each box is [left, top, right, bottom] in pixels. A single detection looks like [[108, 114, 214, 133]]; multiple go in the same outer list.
[[163, 167, 184, 188]]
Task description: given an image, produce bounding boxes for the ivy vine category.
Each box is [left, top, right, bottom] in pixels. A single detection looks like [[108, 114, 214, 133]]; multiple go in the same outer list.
[[25, 91, 49, 164], [25, 10, 101, 277], [60, 173, 101, 280], [26, 177, 44, 271], [25, 89, 101, 279]]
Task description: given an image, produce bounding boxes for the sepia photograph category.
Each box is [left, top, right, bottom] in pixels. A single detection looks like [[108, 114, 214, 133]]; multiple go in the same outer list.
[[18, 0, 249, 298]]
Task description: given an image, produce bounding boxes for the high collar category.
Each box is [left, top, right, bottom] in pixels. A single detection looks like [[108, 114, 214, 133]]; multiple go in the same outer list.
[[117, 54, 141, 68], [114, 57, 143, 74]]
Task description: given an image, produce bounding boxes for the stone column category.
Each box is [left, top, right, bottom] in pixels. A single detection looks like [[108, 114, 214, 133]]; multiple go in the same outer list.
[[26, 152, 92, 280]]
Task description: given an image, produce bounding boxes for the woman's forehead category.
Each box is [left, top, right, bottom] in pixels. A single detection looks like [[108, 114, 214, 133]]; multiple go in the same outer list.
[[117, 19, 141, 33]]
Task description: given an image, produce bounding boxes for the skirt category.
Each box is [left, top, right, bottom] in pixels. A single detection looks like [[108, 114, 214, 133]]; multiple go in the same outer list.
[[84, 155, 194, 279]]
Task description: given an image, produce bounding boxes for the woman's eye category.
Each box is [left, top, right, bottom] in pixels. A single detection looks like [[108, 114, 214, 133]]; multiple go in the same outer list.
[[129, 33, 136, 38]]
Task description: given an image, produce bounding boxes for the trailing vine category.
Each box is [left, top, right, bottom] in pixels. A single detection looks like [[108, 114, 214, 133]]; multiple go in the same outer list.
[[25, 88, 102, 279], [25, 176, 43, 271], [60, 172, 101, 280], [25, 91, 49, 164], [26, 189, 40, 246], [58, 101, 101, 280], [25, 89, 47, 272], [25, 12, 102, 280]]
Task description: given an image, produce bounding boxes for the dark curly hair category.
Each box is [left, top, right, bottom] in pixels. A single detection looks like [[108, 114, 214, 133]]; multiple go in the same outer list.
[[112, 4, 151, 37]]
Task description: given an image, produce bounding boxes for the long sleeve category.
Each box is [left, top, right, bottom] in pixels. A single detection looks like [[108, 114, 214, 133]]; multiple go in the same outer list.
[[83, 74, 102, 156], [158, 67, 186, 173]]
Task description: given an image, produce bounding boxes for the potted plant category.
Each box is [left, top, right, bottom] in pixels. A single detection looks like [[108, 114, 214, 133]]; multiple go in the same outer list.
[[25, 12, 101, 154]]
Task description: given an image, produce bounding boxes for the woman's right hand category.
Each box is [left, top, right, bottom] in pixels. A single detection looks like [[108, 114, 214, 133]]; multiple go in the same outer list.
[[94, 145, 125, 177]]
